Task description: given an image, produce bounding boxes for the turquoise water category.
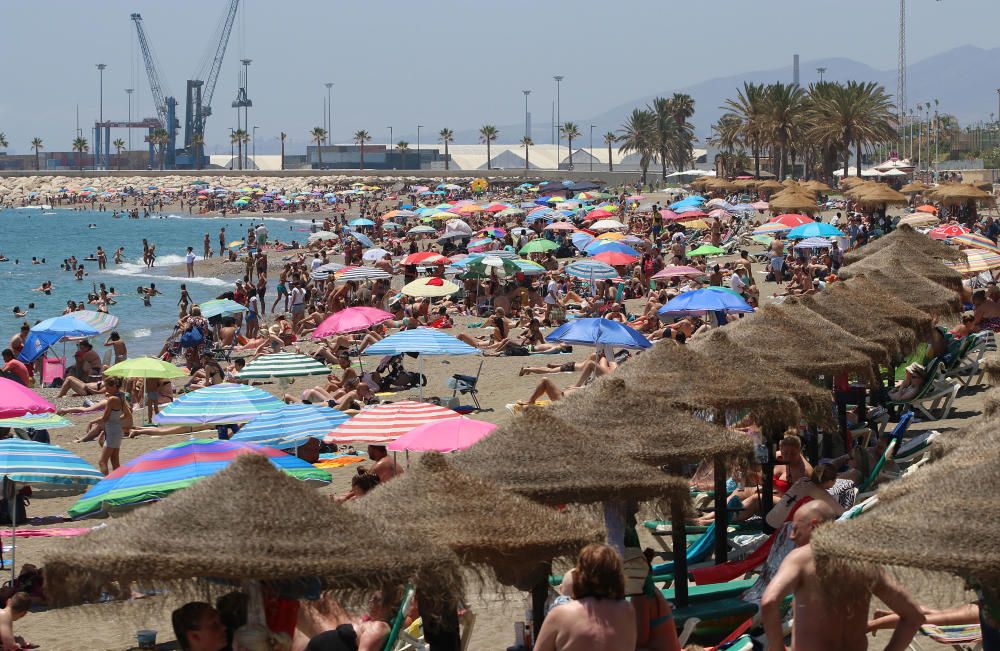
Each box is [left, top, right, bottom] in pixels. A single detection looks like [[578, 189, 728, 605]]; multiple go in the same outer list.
[[0, 208, 311, 356]]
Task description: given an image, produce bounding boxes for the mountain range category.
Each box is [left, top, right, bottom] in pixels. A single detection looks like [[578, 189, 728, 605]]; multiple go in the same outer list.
[[443, 45, 1000, 147]]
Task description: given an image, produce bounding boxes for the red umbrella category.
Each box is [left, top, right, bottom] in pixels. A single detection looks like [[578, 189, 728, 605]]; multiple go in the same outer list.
[[586, 209, 614, 220], [659, 209, 683, 221], [401, 252, 451, 265], [592, 251, 639, 266], [652, 265, 706, 280], [928, 224, 969, 241], [324, 401, 461, 444], [676, 210, 709, 220], [770, 214, 814, 228]]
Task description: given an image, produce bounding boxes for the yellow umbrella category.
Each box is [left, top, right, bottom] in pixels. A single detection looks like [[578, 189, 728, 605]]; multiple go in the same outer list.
[[228, 239, 245, 248], [683, 219, 710, 230], [898, 213, 940, 229], [945, 249, 1000, 275], [470, 178, 489, 192], [454, 204, 484, 215], [596, 232, 625, 241], [401, 277, 461, 298]]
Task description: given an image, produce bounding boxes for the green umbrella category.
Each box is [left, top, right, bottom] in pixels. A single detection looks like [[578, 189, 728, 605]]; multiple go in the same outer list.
[[466, 256, 520, 276], [105, 357, 187, 379], [0, 413, 72, 429], [687, 245, 726, 257], [518, 239, 558, 255]]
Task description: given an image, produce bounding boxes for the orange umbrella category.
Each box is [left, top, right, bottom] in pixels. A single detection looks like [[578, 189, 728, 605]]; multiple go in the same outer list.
[[915, 204, 938, 214]]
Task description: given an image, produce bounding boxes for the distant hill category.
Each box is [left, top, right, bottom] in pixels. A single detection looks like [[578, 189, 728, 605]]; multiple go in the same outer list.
[[446, 45, 1000, 145]]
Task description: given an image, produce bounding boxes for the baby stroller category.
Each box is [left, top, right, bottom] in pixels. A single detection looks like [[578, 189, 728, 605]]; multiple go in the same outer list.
[[371, 354, 427, 391]]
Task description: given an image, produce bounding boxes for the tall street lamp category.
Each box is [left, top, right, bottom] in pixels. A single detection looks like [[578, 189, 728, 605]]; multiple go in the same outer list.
[[97, 63, 106, 168], [387, 127, 393, 169], [589, 125, 595, 171], [522, 90, 531, 140], [125, 88, 134, 152], [416, 125, 423, 170], [554, 75, 563, 168], [325, 82, 333, 142]]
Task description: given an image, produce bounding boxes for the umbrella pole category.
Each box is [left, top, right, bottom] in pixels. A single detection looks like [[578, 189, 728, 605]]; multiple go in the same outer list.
[[713, 457, 728, 564], [418, 357, 424, 401], [669, 462, 689, 608], [241, 579, 267, 627]]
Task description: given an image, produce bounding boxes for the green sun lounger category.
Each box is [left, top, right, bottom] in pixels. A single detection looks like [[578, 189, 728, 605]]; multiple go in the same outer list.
[[661, 578, 756, 604]]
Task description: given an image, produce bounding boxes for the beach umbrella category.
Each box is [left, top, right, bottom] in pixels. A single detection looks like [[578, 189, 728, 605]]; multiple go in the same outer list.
[[307, 230, 339, 242], [362, 248, 390, 262], [18, 311, 120, 363], [543, 221, 575, 231], [585, 240, 640, 257], [659, 288, 754, 317], [464, 255, 520, 276], [365, 328, 479, 357], [325, 401, 461, 444], [0, 379, 55, 419], [104, 357, 186, 379], [346, 231, 374, 247], [687, 244, 726, 256], [949, 232, 1000, 253], [770, 213, 814, 228], [518, 238, 558, 255], [591, 251, 638, 266], [511, 259, 547, 275], [237, 352, 330, 380], [153, 384, 283, 425], [944, 248, 1000, 275], [0, 413, 72, 430], [199, 298, 248, 319], [0, 438, 101, 492], [400, 277, 460, 298], [915, 204, 938, 214], [547, 318, 651, 351], [571, 232, 595, 251], [897, 213, 940, 229], [336, 267, 392, 282], [348, 218, 375, 227], [408, 224, 437, 235], [564, 259, 618, 281], [588, 218, 627, 231], [652, 265, 705, 280], [232, 404, 350, 450], [401, 252, 450, 265], [595, 231, 625, 241], [387, 416, 496, 453], [310, 270, 331, 281], [67, 438, 330, 520], [785, 222, 845, 239], [792, 237, 834, 249], [313, 307, 393, 338], [927, 223, 969, 241]]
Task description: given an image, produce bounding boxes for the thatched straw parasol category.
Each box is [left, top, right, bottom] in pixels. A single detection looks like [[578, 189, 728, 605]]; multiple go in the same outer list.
[[812, 435, 1000, 588], [802, 180, 833, 193], [843, 224, 960, 265], [983, 388, 1000, 417], [785, 280, 933, 358], [453, 409, 689, 507], [852, 183, 909, 208], [899, 181, 929, 194], [768, 189, 819, 214], [839, 241, 964, 293], [984, 359, 1000, 384], [733, 178, 759, 189], [717, 304, 886, 382], [757, 179, 785, 192], [689, 177, 714, 191], [350, 453, 602, 588], [43, 455, 460, 607], [548, 382, 754, 466], [839, 176, 866, 189], [841, 269, 961, 317], [926, 183, 995, 208], [610, 341, 810, 429]]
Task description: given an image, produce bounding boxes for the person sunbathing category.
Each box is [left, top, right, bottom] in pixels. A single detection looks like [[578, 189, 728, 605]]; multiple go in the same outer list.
[[519, 353, 597, 376], [888, 362, 926, 401], [517, 357, 611, 405], [774, 433, 813, 495], [56, 376, 103, 398], [764, 464, 849, 529], [867, 602, 980, 633], [333, 468, 380, 503]]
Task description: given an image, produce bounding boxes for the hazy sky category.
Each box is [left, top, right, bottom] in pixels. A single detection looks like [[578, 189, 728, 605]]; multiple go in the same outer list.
[[2, 0, 999, 154]]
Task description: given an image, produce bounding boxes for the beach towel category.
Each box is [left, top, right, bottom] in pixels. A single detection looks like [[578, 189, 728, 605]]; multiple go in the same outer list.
[[314, 453, 365, 470], [0, 527, 90, 539], [919, 623, 982, 645]]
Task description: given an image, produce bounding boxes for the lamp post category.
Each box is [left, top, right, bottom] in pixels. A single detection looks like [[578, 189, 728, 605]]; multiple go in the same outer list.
[[816, 67, 826, 83], [522, 90, 531, 140], [252, 125, 258, 169], [416, 125, 423, 170], [554, 75, 563, 168], [125, 88, 134, 153], [230, 128, 235, 170], [96, 64, 106, 168], [325, 82, 333, 143], [387, 126, 393, 169], [589, 124, 595, 171]]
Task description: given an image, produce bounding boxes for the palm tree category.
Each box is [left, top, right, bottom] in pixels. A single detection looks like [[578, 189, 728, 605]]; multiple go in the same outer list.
[[280, 132, 287, 170], [561, 122, 581, 169], [520, 136, 533, 169], [618, 109, 657, 185], [0, 133, 7, 151], [479, 125, 499, 170], [112, 138, 126, 171], [807, 81, 895, 177], [603, 132, 617, 171], [762, 83, 806, 178], [396, 141, 410, 168], [150, 129, 168, 170], [310, 127, 327, 168], [722, 82, 768, 178], [72, 137, 89, 171], [439, 128, 454, 171], [30, 138, 43, 171], [670, 93, 696, 127], [353, 130, 371, 169], [189, 134, 204, 170]]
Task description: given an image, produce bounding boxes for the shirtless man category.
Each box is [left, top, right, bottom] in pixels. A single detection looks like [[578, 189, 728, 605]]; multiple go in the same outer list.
[[366, 445, 403, 483], [0, 592, 31, 651], [761, 501, 923, 651]]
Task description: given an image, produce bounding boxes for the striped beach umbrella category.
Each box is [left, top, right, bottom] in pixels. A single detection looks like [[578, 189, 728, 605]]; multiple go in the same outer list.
[[0, 413, 72, 429], [232, 405, 350, 450], [365, 328, 479, 357], [153, 384, 284, 425], [238, 353, 330, 380], [324, 401, 461, 444], [0, 439, 102, 491], [945, 249, 1000, 275], [199, 298, 248, 319], [336, 267, 392, 281], [752, 222, 791, 236], [564, 260, 618, 281], [67, 439, 331, 519], [950, 232, 1000, 253]]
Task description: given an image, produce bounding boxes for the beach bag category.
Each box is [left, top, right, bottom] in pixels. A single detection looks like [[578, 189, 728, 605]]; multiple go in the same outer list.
[[504, 344, 530, 357], [0, 486, 30, 526], [180, 325, 204, 349]]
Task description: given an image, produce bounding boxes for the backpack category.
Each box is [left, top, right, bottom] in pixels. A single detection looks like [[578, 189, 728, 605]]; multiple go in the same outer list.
[[180, 325, 204, 349]]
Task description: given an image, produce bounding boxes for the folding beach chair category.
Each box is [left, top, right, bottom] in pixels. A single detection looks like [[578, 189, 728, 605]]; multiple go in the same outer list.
[[447, 359, 483, 411], [888, 359, 960, 421], [909, 623, 983, 651], [945, 330, 995, 387]]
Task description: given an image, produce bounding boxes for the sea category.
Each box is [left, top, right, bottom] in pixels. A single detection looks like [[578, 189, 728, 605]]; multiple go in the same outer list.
[[0, 207, 314, 356]]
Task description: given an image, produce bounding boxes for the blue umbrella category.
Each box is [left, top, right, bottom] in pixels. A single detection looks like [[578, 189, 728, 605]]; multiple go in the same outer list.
[[347, 231, 375, 247], [199, 298, 248, 319], [0, 438, 102, 492], [659, 288, 753, 317], [786, 222, 845, 240], [571, 232, 595, 251], [548, 318, 651, 350], [669, 195, 705, 210], [564, 260, 618, 281], [18, 312, 119, 364], [585, 240, 641, 257], [365, 328, 480, 356], [153, 384, 284, 425], [349, 218, 375, 227], [232, 405, 350, 450]]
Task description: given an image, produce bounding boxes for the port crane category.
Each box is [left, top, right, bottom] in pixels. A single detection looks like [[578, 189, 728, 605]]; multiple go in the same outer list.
[[131, 0, 240, 168]]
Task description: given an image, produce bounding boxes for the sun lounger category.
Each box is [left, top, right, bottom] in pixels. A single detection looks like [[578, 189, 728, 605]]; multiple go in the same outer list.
[[888, 359, 960, 421], [944, 330, 994, 387], [911, 623, 983, 650], [661, 579, 757, 604]]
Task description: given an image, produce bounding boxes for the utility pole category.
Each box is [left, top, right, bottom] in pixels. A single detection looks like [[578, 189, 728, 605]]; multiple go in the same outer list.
[[125, 88, 134, 152], [589, 125, 595, 172], [816, 67, 826, 83], [97, 63, 106, 168], [897, 0, 907, 155], [522, 90, 531, 140], [554, 75, 563, 169], [416, 125, 423, 170], [325, 82, 333, 143], [252, 125, 257, 169], [387, 126, 393, 169]]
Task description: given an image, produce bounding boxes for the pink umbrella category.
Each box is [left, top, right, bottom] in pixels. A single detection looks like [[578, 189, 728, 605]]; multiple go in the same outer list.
[[0, 379, 56, 419], [652, 265, 706, 280], [313, 307, 394, 338], [928, 224, 969, 241], [324, 401, 461, 444], [752, 201, 769, 210], [544, 222, 576, 231], [708, 209, 731, 219], [659, 209, 684, 221], [387, 416, 495, 453]]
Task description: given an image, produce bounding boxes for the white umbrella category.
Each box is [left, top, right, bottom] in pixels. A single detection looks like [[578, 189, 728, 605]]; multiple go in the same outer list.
[[363, 248, 390, 262]]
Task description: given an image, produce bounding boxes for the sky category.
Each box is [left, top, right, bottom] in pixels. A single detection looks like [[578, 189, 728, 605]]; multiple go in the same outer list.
[[1, 0, 999, 155]]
